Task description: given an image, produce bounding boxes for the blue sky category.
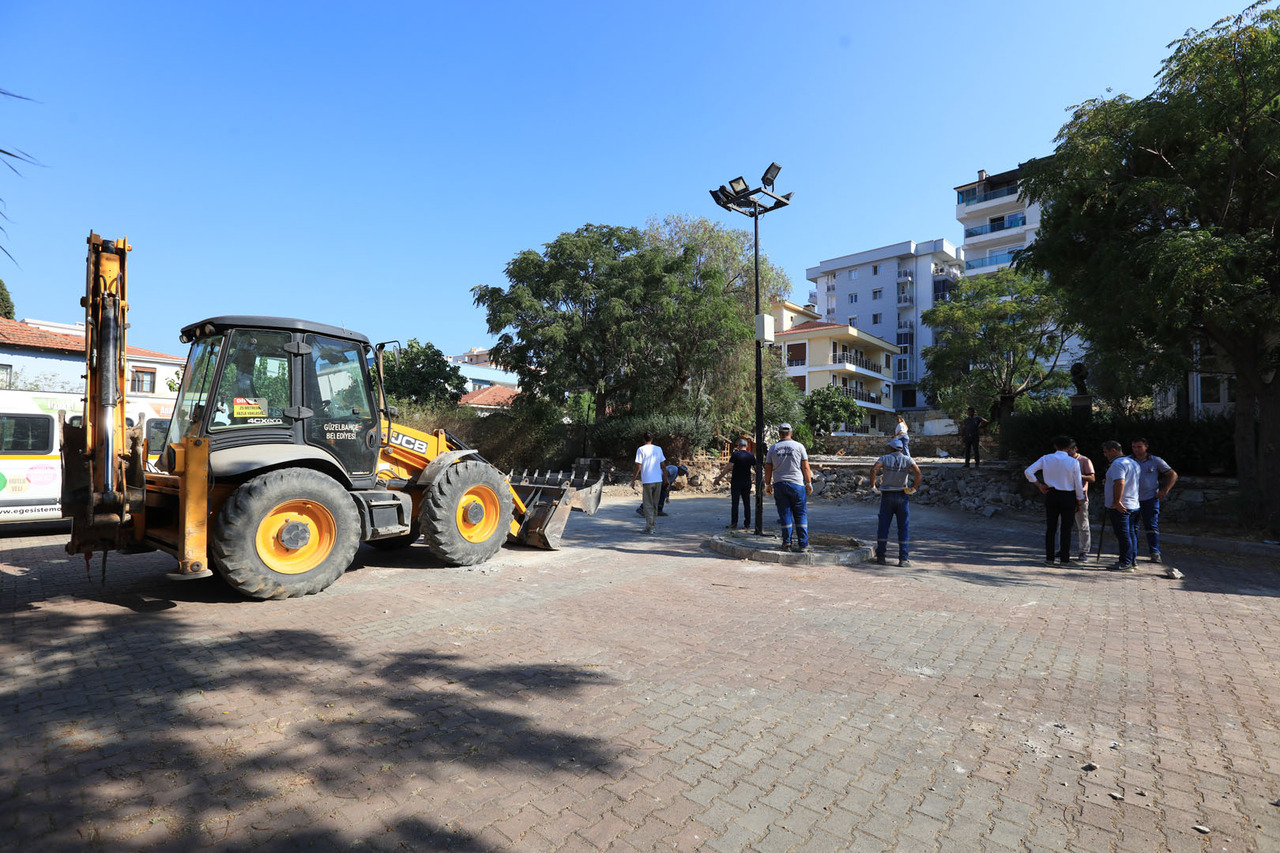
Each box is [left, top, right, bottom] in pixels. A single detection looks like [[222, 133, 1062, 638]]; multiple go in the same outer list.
[[1, 0, 1251, 359]]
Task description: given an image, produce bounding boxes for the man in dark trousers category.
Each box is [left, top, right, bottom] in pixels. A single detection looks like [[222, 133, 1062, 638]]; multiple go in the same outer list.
[[713, 438, 757, 530], [961, 407, 988, 468], [1024, 435, 1086, 566], [871, 437, 922, 566]]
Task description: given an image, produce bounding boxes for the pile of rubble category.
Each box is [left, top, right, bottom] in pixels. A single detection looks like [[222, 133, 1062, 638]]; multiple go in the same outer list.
[[809, 460, 1038, 518]]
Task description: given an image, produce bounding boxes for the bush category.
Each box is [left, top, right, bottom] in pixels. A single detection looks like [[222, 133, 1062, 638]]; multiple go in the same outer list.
[[590, 413, 715, 463], [1001, 410, 1235, 476], [392, 397, 580, 473]]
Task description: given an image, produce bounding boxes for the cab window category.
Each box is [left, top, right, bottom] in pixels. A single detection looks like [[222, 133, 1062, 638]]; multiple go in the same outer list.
[[304, 334, 377, 474], [210, 330, 292, 431]]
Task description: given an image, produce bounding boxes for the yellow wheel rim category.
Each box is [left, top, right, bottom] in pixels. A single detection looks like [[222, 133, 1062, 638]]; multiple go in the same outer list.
[[255, 499, 337, 574], [456, 484, 501, 543]]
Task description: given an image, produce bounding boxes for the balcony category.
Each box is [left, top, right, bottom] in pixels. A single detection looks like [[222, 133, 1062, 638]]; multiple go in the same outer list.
[[964, 213, 1026, 238], [808, 289, 818, 303], [837, 387, 882, 405], [825, 283, 837, 292], [896, 289, 913, 307], [965, 250, 1018, 271], [828, 352, 884, 375], [959, 184, 1019, 206], [932, 264, 960, 279], [897, 270, 913, 282]]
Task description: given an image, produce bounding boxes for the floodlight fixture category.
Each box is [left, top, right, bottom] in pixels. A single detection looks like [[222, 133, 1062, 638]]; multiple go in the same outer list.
[[728, 176, 749, 196], [762, 162, 781, 188]]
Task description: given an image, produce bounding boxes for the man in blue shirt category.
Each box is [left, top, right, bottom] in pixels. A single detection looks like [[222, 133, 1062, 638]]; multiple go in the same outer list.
[[1130, 438, 1179, 574], [1102, 440, 1142, 571], [764, 424, 813, 552]]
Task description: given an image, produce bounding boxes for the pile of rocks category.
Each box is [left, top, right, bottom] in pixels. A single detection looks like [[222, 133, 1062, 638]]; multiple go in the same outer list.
[[809, 460, 1038, 518]]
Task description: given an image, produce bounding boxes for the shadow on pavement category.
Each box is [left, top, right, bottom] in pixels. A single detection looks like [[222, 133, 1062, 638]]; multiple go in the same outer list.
[[1, 555, 622, 849]]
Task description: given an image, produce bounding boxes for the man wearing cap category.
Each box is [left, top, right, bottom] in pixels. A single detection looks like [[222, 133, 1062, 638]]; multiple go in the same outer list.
[[764, 424, 813, 552], [713, 438, 757, 530], [871, 437, 922, 566]]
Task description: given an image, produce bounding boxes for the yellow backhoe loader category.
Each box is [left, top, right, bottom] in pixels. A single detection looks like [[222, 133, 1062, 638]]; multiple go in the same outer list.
[[61, 233, 601, 599]]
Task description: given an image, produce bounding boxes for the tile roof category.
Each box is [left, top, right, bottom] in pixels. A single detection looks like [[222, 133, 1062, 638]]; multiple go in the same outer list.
[[776, 320, 849, 335], [459, 385, 519, 408], [0, 317, 183, 361]]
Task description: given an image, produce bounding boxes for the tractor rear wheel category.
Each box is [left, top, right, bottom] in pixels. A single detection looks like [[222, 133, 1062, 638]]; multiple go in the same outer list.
[[211, 469, 360, 599], [420, 460, 513, 566]]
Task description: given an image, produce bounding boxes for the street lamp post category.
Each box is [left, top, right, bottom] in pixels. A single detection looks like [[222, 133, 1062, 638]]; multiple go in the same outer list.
[[710, 164, 793, 536]]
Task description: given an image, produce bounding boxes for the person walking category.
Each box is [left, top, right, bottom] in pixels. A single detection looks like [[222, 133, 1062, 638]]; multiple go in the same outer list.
[[630, 433, 669, 534], [961, 407, 988, 468], [1024, 435, 1086, 566], [712, 438, 757, 530], [655, 462, 688, 516], [764, 423, 813, 552], [1130, 437, 1180, 576], [1102, 440, 1141, 571], [1067, 440, 1096, 562], [871, 437, 922, 566], [892, 415, 911, 457]]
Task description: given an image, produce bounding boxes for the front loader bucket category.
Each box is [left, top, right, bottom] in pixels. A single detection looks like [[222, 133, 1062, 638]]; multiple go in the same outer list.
[[509, 468, 604, 550]]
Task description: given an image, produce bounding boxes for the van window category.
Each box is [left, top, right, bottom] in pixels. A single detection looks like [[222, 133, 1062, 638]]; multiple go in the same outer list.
[[0, 414, 54, 454]]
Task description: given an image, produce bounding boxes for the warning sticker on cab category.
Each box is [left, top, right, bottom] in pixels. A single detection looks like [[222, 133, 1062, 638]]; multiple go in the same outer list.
[[233, 397, 268, 417]]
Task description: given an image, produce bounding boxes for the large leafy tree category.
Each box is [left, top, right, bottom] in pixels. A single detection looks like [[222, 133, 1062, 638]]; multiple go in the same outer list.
[[919, 268, 1075, 422], [1018, 1, 1280, 526], [473, 223, 751, 421], [644, 215, 794, 431], [383, 338, 467, 405]]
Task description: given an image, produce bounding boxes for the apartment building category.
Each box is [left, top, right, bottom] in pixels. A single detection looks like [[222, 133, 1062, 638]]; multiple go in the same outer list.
[[804, 240, 963, 410], [955, 167, 1040, 273], [769, 300, 899, 433]]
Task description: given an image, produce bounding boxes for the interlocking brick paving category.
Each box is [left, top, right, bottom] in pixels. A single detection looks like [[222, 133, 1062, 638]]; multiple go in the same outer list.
[[1, 495, 1277, 851]]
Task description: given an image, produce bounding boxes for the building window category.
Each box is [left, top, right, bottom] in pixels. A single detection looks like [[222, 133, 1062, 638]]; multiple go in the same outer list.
[[872, 289, 883, 300], [872, 265, 880, 275], [872, 313, 883, 325], [848, 293, 857, 304], [850, 269, 858, 280], [901, 389, 917, 408], [0, 364, 10, 389], [884, 353, 892, 368], [790, 376, 806, 393], [848, 316, 857, 328], [896, 330, 914, 355], [130, 369, 157, 394], [933, 279, 956, 303]]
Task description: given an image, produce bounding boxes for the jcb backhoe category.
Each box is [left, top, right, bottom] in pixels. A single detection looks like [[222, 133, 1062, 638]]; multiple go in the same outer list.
[[61, 233, 601, 599]]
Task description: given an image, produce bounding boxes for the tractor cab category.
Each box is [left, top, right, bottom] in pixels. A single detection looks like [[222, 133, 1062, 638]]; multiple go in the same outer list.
[[160, 316, 384, 488]]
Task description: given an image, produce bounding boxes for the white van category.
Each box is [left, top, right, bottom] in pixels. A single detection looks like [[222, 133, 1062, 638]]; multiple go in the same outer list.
[[0, 389, 174, 523]]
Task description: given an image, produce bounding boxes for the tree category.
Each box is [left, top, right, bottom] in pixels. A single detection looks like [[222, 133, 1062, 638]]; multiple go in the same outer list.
[[0, 277, 13, 319], [1018, 1, 1280, 527], [473, 223, 750, 421], [643, 215, 794, 432], [918, 268, 1075, 423], [383, 338, 467, 405], [801, 385, 865, 437]]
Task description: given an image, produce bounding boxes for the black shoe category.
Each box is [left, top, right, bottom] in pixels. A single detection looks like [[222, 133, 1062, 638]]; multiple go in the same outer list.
[[1044, 559, 1056, 567], [1107, 562, 1137, 572], [779, 542, 792, 551], [898, 559, 913, 567], [635, 507, 644, 515], [873, 554, 886, 565], [1150, 552, 1163, 564], [725, 524, 736, 530], [793, 544, 809, 553]]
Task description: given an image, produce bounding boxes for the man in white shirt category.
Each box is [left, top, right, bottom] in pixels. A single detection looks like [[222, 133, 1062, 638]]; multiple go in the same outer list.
[[1024, 435, 1085, 566], [631, 433, 668, 534], [1102, 439, 1142, 571]]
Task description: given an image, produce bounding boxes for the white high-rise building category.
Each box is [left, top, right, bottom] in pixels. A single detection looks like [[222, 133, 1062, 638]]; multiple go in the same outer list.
[[804, 239, 963, 410], [955, 167, 1040, 273]]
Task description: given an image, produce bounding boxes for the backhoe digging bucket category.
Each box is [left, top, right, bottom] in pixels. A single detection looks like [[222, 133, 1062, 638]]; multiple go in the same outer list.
[[510, 467, 604, 550]]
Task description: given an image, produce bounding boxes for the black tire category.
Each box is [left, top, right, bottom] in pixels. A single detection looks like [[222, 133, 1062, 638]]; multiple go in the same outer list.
[[210, 469, 360, 599], [421, 460, 513, 566], [367, 520, 422, 551]]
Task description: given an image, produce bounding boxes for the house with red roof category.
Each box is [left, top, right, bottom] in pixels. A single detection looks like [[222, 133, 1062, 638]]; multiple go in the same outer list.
[[0, 317, 185, 411], [770, 301, 900, 435]]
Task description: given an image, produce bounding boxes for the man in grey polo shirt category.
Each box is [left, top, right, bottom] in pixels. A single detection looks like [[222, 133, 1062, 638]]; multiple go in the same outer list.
[[764, 423, 813, 552]]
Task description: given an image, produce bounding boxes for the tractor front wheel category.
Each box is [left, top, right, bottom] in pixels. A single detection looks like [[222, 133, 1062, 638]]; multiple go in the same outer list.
[[211, 469, 360, 599], [420, 460, 513, 566]]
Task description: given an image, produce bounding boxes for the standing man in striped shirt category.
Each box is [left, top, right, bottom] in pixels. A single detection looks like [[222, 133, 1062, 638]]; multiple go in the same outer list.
[[1024, 436, 1086, 566]]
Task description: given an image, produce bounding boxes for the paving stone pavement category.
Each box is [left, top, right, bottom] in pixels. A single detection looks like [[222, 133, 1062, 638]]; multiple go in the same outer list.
[[1, 492, 1278, 852]]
